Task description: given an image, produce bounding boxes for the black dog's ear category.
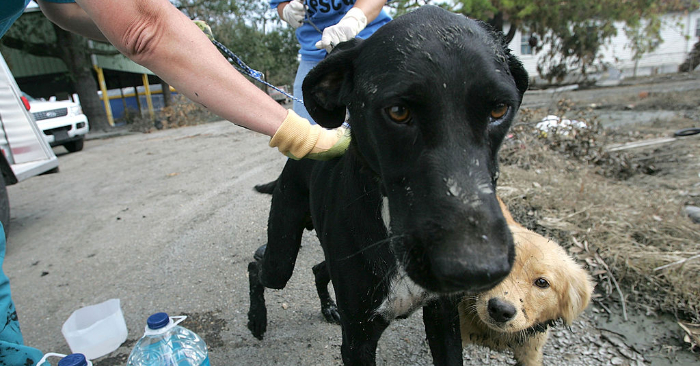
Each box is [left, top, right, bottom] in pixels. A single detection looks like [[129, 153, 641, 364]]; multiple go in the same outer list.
[[500, 35, 529, 100], [302, 38, 362, 128], [507, 53, 529, 101], [475, 20, 529, 102]]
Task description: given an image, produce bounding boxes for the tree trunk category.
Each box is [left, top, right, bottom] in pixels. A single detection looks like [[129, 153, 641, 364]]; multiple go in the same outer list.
[[679, 39, 700, 73], [160, 79, 173, 107], [53, 25, 111, 131], [487, 12, 505, 34], [486, 12, 517, 45]]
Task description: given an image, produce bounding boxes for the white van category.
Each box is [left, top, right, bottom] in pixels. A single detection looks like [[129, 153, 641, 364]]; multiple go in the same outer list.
[[0, 52, 59, 233]]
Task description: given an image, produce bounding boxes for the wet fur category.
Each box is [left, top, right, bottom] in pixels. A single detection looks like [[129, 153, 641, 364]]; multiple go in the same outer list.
[[459, 199, 595, 366]]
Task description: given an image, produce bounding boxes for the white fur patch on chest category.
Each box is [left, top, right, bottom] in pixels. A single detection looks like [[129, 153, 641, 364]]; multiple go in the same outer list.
[[376, 196, 439, 320], [375, 269, 439, 320]]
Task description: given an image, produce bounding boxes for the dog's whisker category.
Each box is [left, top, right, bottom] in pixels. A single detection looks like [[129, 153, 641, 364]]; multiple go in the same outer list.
[[335, 234, 404, 261], [343, 187, 381, 210], [374, 262, 399, 296]]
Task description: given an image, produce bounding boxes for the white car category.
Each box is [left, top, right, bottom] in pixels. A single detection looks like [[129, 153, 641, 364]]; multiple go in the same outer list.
[[22, 92, 89, 152]]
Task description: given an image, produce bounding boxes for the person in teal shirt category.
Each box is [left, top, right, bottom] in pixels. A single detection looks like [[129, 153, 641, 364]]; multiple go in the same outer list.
[[1, 223, 45, 365], [271, 0, 391, 123]]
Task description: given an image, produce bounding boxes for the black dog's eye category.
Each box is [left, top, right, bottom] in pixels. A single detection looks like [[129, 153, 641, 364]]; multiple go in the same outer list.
[[534, 277, 550, 289], [490, 104, 508, 120], [385, 105, 410, 123]]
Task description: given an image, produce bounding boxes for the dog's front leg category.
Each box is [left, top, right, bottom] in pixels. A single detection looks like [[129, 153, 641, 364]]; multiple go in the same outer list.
[[512, 331, 548, 366], [340, 318, 390, 366], [423, 296, 463, 365]]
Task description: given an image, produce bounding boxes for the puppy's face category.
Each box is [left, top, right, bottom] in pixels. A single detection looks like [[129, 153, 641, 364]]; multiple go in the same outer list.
[[472, 225, 594, 334], [303, 6, 529, 294]]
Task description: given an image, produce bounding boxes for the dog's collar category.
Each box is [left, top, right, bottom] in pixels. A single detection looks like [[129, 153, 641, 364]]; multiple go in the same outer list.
[[521, 319, 558, 338]]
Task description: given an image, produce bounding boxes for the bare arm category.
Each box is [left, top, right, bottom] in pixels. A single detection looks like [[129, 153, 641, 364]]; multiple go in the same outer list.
[[36, 0, 109, 42], [352, 0, 387, 24], [277, 2, 289, 18], [73, 0, 287, 136]]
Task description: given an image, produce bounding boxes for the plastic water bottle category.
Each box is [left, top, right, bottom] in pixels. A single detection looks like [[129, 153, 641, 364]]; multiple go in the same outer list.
[[126, 312, 210, 366]]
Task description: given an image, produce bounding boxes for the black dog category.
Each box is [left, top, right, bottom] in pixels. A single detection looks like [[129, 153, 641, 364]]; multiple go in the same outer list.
[[248, 6, 528, 365]]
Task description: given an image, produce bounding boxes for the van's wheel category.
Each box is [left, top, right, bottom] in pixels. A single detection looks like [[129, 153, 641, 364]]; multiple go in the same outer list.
[[64, 137, 84, 153], [0, 178, 9, 236]]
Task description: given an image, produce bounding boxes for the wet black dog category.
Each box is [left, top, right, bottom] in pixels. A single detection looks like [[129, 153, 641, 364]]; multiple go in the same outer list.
[[248, 6, 528, 365]]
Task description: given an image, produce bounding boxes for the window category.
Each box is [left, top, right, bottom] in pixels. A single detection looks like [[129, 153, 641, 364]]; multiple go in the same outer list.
[[521, 33, 533, 55], [696, 18, 700, 37]]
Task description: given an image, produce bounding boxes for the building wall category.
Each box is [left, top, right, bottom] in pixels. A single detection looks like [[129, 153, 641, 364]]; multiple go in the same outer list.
[[508, 9, 700, 83]]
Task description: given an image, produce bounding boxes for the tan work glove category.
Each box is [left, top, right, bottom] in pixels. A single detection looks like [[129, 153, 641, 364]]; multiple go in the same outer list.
[[193, 20, 215, 41], [269, 110, 351, 160]]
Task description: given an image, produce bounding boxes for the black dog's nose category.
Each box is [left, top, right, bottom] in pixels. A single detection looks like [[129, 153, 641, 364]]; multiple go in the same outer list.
[[487, 298, 517, 323]]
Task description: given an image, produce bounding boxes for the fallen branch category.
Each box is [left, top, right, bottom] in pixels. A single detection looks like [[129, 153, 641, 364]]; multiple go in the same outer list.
[[653, 253, 700, 272], [604, 137, 676, 152]]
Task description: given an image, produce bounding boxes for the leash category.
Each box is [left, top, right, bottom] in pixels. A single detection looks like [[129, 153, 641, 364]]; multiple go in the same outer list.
[[199, 20, 350, 128], [209, 37, 303, 105], [302, 1, 323, 34]]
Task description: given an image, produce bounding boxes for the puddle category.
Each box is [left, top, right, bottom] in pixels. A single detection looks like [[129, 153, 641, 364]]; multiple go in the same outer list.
[[594, 307, 698, 365]]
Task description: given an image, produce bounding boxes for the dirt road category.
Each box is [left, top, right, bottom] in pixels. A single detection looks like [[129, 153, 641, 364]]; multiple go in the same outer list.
[[4, 76, 699, 365]]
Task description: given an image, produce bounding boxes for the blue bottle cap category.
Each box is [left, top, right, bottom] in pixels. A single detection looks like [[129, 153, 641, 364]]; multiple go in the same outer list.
[[147, 312, 170, 330], [57, 353, 88, 366]]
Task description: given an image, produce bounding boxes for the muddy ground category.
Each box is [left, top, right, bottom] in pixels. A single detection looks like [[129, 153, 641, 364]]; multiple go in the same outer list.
[[4, 72, 699, 366]]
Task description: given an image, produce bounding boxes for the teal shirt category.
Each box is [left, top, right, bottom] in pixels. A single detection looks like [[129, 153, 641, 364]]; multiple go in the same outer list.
[[269, 0, 392, 62], [1, 222, 46, 366]]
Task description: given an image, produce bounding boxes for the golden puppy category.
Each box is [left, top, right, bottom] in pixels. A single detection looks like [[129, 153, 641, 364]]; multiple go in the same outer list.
[[459, 198, 594, 366]]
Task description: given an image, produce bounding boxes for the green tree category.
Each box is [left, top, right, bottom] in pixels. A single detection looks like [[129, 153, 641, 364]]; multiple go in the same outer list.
[[389, 0, 698, 83]]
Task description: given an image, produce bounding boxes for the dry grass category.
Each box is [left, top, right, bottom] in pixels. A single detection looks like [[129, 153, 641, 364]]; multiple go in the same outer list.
[[128, 95, 218, 133], [497, 102, 700, 322]]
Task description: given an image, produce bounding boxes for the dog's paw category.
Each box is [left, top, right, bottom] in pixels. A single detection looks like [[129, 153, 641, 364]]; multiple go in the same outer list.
[[253, 244, 266, 261], [321, 301, 341, 324], [247, 308, 267, 340]]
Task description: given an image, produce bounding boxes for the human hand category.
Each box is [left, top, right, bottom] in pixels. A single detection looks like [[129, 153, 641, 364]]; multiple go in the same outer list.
[[315, 7, 367, 53], [304, 126, 351, 160], [281, 0, 306, 28], [269, 110, 351, 160]]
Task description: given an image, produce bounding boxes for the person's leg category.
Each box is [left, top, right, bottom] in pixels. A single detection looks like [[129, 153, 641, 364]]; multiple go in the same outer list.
[[293, 59, 319, 124], [0, 223, 46, 365]]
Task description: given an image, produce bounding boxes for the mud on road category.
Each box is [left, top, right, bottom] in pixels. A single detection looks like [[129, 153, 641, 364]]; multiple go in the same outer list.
[[4, 73, 700, 366]]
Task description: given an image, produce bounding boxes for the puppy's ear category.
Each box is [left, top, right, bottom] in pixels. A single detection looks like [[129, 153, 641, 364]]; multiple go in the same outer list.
[[559, 262, 595, 325], [302, 39, 362, 128]]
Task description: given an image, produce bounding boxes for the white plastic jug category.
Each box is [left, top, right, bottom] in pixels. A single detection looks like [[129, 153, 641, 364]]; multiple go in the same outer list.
[[61, 298, 128, 360]]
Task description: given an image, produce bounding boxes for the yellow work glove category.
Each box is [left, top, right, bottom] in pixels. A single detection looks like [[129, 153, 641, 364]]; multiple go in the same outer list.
[[269, 110, 351, 160]]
